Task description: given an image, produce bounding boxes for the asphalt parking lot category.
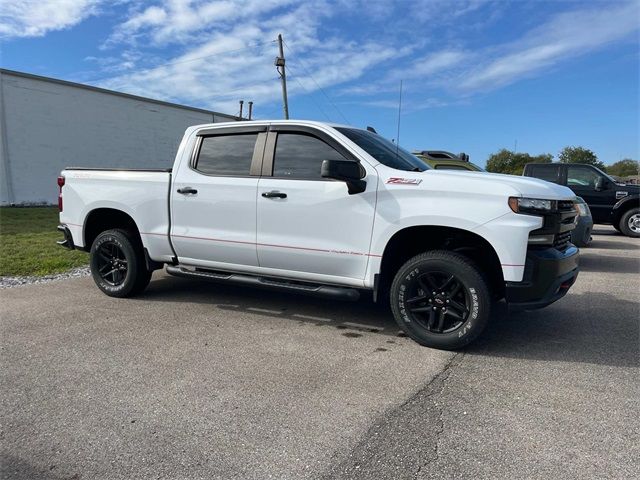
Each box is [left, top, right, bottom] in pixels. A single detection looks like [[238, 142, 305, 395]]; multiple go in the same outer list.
[[1, 226, 638, 479]]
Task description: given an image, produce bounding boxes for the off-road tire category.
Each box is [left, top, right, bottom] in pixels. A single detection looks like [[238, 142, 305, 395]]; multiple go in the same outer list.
[[90, 229, 151, 297], [390, 250, 491, 350], [619, 208, 640, 238]]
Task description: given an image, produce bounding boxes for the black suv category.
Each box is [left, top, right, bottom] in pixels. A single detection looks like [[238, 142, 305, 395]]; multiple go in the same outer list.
[[523, 163, 639, 237]]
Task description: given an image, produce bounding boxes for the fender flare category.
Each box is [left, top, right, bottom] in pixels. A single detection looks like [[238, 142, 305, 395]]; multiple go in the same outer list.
[[612, 194, 640, 224]]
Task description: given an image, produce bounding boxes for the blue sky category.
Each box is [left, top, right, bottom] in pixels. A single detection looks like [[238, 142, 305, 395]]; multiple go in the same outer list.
[[1, 0, 638, 166]]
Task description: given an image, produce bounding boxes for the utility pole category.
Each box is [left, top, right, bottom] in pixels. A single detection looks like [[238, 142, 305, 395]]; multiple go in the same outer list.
[[275, 34, 289, 119], [239, 100, 244, 119], [248, 101, 253, 120]]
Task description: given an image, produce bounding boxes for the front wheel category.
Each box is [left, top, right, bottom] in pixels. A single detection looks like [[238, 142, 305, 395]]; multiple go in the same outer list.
[[90, 229, 151, 297], [619, 208, 640, 238], [390, 251, 491, 350]]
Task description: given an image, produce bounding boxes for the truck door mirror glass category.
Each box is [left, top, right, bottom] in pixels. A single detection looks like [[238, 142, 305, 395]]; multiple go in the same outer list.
[[321, 159, 366, 194]]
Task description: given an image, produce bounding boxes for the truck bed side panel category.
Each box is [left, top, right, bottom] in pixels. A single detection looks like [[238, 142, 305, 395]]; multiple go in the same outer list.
[[60, 170, 174, 261]]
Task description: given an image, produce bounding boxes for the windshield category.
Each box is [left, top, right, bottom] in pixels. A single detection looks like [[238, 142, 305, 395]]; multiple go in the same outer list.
[[335, 127, 430, 172]]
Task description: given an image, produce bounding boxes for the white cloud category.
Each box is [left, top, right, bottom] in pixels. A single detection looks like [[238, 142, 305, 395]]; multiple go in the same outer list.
[[74, 0, 639, 119], [106, 0, 300, 46], [96, 0, 403, 118], [458, 2, 640, 92], [0, 0, 109, 38]]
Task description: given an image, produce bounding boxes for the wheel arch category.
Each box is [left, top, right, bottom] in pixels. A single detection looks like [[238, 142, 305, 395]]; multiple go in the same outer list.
[[375, 225, 505, 300], [83, 208, 143, 251], [612, 194, 640, 224]]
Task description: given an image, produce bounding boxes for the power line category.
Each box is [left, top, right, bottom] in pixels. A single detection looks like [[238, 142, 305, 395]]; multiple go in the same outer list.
[[285, 64, 333, 122], [281, 40, 351, 125]]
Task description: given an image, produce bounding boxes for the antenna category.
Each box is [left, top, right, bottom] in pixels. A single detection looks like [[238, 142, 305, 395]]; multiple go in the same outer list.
[[396, 80, 403, 158]]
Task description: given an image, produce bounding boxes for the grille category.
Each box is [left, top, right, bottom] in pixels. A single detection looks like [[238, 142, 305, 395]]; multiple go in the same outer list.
[[554, 231, 572, 251]]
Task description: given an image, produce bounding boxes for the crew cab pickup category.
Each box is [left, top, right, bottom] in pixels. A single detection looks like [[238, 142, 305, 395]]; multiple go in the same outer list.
[[58, 121, 579, 350], [523, 162, 640, 237]]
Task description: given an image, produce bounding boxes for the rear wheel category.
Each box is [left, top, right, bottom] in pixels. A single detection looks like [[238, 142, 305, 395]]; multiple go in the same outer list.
[[90, 229, 151, 297], [390, 251, 491, 350], [619, 208, 640, 238]]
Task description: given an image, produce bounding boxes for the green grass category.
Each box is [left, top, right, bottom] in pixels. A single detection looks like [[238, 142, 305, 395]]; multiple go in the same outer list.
[[0, 207, 88, 276]]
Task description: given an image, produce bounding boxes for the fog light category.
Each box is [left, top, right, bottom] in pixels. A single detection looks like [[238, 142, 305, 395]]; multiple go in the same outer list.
[[528, 234, 555, 245]]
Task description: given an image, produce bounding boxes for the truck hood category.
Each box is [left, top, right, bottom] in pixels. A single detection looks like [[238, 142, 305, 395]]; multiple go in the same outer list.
[[422, 169, 576, 200]]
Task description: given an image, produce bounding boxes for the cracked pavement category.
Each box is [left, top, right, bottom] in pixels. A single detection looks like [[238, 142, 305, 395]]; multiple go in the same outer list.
[[2, 227, 639, 479]]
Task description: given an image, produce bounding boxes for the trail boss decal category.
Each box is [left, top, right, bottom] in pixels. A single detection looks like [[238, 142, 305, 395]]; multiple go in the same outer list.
[[386, 177, 422, 185]]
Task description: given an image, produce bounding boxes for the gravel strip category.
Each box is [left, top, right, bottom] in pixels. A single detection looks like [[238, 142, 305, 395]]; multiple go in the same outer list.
[[0, 266, 90, 289]]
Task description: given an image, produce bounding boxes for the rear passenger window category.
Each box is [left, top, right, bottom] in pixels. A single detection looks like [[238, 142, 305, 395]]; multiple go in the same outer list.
[[273, 133, 347, 179], [528, 165, 560, 183], [196, 133, 258, 176]]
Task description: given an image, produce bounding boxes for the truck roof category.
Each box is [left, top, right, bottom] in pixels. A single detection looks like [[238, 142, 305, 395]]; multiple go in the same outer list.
[[188, 119, 353, 131]]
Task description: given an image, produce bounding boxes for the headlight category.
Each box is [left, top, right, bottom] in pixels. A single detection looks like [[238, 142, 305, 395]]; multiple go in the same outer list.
[[576, 202, 589, 217], [508, 197, 553, 214]]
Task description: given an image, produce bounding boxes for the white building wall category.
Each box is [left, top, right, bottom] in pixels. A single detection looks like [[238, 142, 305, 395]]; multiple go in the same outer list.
[[0, 69, 237, 205]]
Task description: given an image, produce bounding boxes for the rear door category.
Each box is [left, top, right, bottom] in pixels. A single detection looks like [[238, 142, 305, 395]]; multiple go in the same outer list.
[[255, 126, 377, 284], [524, 164, 561, 184], [170, 125, 266, 268]]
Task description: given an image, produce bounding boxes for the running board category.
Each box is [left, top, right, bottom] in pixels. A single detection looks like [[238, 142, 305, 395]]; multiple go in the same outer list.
[[165, 265, 360, 301]]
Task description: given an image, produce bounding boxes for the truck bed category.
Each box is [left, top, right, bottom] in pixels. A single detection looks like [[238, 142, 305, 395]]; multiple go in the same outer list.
[[59, 168, 175, 262]]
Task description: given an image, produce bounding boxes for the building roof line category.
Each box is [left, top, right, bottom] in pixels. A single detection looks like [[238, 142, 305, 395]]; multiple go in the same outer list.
[[0, 68, 239, 120]]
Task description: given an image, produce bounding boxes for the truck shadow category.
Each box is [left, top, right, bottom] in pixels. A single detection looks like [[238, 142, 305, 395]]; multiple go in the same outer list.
[[579, 254, 640, 274], [138, 276, 638, 368], [467, 293, 639, 368], [587, 239, 639, 251], [140, 275, 400, 335]]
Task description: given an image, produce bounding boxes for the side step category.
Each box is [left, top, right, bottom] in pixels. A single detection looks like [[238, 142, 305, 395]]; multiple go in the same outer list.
[[165, 266, 360, 301]]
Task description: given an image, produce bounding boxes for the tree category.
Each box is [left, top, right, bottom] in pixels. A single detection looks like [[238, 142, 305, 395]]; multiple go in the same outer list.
[[557, 146, 606, 170], [486, 149, 553, 175], [606, 159, 639, 177]]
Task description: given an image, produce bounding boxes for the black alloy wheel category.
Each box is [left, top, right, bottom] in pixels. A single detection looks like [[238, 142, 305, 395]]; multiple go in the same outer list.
[[403, 271, 471, 334], [390, 250, 491, 350], [95, 241, 129, 286], [90, 229, 152, 297]]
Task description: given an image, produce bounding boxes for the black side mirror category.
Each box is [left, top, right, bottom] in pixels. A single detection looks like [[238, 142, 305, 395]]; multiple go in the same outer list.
[[321, 159, 367, 194], [594, 177, 605, 191]]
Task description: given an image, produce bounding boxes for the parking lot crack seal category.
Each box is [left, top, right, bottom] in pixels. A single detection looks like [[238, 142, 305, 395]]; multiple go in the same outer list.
[[413, 352, 464, 479], [320, 352, 464, 480]]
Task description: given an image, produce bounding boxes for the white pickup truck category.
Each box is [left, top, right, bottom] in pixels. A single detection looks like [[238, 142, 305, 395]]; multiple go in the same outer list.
[[58, 120, 579, 349]]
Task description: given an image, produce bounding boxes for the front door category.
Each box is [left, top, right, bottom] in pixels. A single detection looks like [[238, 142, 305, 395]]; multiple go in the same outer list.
[[566, 165, 613, 223], [171, 128, 265, 268], [256, 128, 377, 284]]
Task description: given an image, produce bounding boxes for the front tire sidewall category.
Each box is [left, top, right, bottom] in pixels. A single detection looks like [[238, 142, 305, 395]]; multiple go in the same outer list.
[[619, 208, 640, 238], [90, 230, 141, 298], [390, 253, 490, 350]]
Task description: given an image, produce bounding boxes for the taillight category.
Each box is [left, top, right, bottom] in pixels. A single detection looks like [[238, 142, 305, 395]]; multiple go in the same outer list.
[[57, 176, 65, 212]]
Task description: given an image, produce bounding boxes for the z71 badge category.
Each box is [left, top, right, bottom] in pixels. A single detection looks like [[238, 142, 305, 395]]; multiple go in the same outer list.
[[386, 177, 422, 185]]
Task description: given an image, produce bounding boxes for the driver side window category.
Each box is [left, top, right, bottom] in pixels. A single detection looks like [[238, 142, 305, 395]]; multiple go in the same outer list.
[[273, 133, 347, 180], [567, 166, 600, 189]]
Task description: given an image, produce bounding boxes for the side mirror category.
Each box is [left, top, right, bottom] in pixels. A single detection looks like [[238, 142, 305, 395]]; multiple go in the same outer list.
[[594, 177, 605, 191], [321, 159, 367, 194]]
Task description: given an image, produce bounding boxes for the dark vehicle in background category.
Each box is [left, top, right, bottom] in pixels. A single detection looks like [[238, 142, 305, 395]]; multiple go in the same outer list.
[[523, 163, 640, 237], [572, 197, 593, 247], [413, 150, 485, 172]]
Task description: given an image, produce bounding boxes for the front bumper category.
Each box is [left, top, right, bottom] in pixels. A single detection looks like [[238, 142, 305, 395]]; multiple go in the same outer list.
[[57, 224, 75, 250], [571, 215, 593, 246], [505, 245, 579, 310]]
